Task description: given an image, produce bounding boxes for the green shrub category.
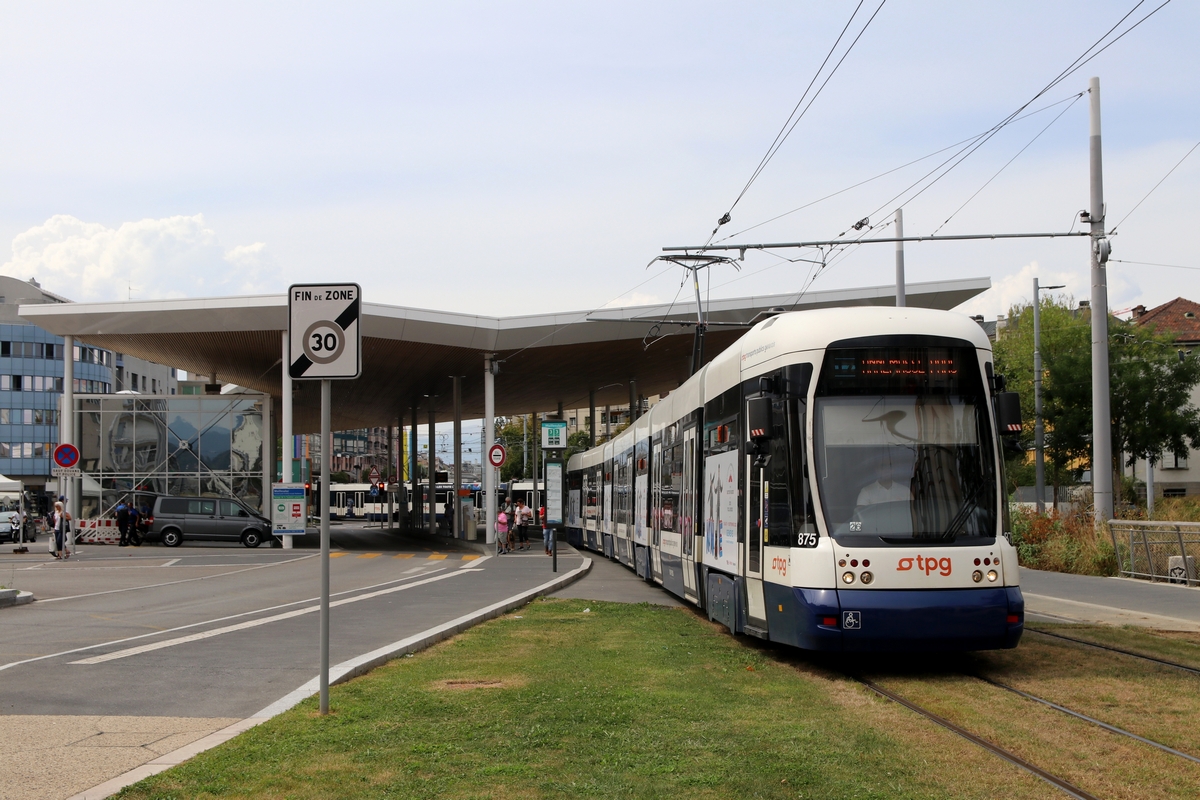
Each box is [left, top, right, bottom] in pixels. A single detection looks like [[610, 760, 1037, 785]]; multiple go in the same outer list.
[[1009, 506, 1117, 576]]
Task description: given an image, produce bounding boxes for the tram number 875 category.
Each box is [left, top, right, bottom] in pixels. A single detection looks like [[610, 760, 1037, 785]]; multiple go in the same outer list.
[[311, 332, 339, 351], [796, 531, 819, 548]]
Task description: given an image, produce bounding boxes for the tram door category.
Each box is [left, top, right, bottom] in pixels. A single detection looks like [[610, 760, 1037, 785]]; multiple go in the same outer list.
[[744, 423, 768, 631], [650, 438, 663, 582], [681, 425, 698, 603]]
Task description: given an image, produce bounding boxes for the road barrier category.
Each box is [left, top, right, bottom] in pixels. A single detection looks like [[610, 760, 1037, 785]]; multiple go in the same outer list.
[[1109, 520, 1200, 586]]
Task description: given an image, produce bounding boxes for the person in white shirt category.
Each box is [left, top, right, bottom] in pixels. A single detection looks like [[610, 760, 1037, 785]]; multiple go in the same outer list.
[[856, 455, 913, 508]]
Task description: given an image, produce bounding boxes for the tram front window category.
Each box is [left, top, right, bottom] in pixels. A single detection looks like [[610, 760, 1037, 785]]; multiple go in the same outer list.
[[813, 345, 997, 544]]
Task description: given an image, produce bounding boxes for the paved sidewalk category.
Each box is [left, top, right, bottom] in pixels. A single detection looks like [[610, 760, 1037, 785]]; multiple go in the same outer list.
[[1020, 567, 1200, 631], [551, 547, 685, 607]]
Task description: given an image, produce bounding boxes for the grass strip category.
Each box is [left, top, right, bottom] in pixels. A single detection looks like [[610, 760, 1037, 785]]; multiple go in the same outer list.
[[114, 599, 1056, 800], [1026, 622, 1200, 671]]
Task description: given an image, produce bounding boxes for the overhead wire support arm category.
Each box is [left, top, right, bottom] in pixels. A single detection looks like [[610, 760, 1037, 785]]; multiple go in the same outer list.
[[663, 230, 1090, 253]]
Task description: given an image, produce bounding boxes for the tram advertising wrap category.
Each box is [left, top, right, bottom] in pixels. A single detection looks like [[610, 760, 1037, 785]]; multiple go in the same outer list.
[[565, 306, 1026, 653]]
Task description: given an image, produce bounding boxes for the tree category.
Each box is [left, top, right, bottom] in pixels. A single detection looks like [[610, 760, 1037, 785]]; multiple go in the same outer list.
[[994, 296, 1200, 503]]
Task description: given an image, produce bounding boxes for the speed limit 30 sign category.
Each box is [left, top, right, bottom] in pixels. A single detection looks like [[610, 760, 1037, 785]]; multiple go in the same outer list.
[[289, 284, 362, 380]]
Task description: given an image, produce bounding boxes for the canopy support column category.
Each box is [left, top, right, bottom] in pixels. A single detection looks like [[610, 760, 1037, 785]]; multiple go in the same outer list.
[[280, 331, 293, 548], [453, 375, 462, 539], [428, 400, 437, 539], [484, 355, 496, 545]]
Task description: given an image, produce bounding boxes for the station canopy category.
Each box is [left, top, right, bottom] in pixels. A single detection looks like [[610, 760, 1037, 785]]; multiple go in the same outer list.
[[20, 277, 988, 432]]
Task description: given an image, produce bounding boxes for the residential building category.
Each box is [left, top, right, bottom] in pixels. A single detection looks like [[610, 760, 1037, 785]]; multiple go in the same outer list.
[[1131, 297, 1200, 497]]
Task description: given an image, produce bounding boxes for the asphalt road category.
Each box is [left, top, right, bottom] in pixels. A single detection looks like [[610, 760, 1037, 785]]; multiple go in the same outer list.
[[0, 525, 583, 719]]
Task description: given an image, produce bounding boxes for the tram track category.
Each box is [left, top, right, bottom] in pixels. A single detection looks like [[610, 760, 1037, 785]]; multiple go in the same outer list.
[[1025, 627, 1200, 678], [853, 675, 1102, 800], [852, 662, 1200, 799]]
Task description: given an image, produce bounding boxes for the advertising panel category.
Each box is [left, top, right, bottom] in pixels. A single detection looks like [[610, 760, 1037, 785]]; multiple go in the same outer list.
[[634, 473, 648, 545], [703, 449, 739, 573]]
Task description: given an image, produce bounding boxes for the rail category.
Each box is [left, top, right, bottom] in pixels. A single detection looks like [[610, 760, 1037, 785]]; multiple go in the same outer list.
[[1108, 519, 1200, 586]]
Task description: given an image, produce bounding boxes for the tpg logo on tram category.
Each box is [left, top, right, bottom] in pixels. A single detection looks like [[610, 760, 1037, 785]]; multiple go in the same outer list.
[[897, 555, 953, 576]]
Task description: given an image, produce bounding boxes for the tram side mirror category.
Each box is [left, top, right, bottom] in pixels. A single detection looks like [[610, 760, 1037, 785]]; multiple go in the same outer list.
[[747, 396, 773, 442], [995, 392, 1023, 436]]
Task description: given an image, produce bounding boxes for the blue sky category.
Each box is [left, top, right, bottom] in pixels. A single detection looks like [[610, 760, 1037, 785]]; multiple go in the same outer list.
[[1, 1, 1196, 321]]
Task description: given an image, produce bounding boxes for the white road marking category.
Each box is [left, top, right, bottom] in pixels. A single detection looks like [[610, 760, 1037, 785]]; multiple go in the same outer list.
[[460, 554, 491, 569], [0, 568, 449, 673], [402, 567, 426, 574], [70, 569, 474, 665], [34, 555, 320, 603], [161, 559, 180, 567]]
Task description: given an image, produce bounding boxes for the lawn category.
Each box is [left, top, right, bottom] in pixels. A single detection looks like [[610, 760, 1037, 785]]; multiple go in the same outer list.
[[116, 599, 1072, 799]]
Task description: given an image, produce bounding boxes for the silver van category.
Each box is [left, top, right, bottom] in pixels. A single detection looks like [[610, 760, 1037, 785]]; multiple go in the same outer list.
[[151, 496, 272, 548]]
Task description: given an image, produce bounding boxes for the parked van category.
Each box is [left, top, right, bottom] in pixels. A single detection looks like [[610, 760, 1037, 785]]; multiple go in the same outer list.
[[150, 496, 272, 548]]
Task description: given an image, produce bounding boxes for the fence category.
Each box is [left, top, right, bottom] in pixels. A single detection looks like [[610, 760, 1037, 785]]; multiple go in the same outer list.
[[1109, 520, 1200, 586]]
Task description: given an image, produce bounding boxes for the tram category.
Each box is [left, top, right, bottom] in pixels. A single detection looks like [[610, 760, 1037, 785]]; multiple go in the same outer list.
[[565, 306, 1025, 652]]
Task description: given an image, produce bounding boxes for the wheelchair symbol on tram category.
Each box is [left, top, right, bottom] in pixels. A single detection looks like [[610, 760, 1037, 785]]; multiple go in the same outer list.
[[842, 610, 862, 630]]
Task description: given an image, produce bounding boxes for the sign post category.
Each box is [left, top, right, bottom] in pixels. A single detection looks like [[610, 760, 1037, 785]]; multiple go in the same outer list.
[[271, 483, 307, 538], [541, 426, 566, 572], [289, 283, 361, 716]]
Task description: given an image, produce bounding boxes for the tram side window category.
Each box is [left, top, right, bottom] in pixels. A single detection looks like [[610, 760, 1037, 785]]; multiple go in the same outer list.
[[764, 396, 817, 547], [614, 453, 630, 525]]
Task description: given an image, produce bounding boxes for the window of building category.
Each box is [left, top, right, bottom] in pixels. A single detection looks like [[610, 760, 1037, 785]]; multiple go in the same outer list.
[[0, 375, 8, 390], [22, 409, 32, 425], [0, 409, 8, 424], [22, 442, 31, 458], [0, 443, 8, 457], [1164, 487, 1187, 498]]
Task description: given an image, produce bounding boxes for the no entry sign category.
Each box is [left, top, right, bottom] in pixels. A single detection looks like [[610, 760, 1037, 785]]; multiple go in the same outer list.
[[487, 443, 507, 468]]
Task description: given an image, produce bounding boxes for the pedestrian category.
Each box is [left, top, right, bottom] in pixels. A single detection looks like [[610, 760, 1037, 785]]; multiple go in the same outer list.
[[52, 500, 69, 560], [116, 500, 131, 546], [541, 505, 552, 556], [513, 499, 528, 550], [129, 503, 140, 544], [495, 508, 509, 555]]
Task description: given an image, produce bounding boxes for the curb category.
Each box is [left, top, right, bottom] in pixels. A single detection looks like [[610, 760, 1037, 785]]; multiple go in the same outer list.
[[68, 556, 592, 800], [0, 589, 34, 608]]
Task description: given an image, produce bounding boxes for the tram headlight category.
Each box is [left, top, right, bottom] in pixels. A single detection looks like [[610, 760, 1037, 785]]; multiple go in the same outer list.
[[841, 571, 856, 584], [987, 570, 998, 582], [859, 571, 873, 585], [972, 570, 983, 583]]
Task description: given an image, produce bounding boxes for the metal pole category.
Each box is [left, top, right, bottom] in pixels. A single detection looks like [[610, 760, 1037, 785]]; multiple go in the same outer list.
[[589, 389, 596, 448], [522, 415, 528, 478], [895, 208, 906, 307], [386, 424, 393, 530], [428, 401, 436, 538], [1033, 277, 1045, 514], [319, 379, 331, 715], [629, 380, 638, 421], [61, 336, 74, 541], [532, 412, 540, 528], [1146, 458, 1155, 518], [453, 376, 462, 539], [1088, 76, 1113, 527], [484, 355, 496, 545], [410, 404, 418, 531], [281, 332, 294, 548], [604, 404, 611, 441]]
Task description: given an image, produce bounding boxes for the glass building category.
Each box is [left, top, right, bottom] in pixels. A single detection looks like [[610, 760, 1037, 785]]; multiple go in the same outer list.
[[0, 276, 114, 483], [74, 394, 266, 519]]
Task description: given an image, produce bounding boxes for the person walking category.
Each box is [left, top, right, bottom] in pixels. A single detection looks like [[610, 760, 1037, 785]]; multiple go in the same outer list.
[[52, 500, 69, 560], [512, 499, 528, 551], [116, 500, 131, 546], [495, 508, 510, 555]]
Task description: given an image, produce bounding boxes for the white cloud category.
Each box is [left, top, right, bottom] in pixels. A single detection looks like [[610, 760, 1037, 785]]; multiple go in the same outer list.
[[1, 214, 280, 302], [955, 259, 1142, 320]]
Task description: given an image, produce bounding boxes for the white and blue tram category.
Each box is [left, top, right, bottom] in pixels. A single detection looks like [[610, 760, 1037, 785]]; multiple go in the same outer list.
[[330, 482, 483, 523], [565, 306, 1025, 652]]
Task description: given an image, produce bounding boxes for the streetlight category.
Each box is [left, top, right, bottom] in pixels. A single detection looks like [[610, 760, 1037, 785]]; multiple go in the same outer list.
[[1034, 278, 1065, 513]]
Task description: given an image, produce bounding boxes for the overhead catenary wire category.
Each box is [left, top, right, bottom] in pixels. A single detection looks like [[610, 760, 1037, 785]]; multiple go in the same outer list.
[[723, 1, 887, 223], [713, 93, 1086, 246], [854, 0, 1172, 228], [1109, 258, 1200, 272], [1109, 139, 1200, 234], [932, 92, 1085, 235]]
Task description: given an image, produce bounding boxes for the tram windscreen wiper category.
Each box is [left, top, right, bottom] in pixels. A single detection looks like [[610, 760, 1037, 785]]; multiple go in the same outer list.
[[939, 477, 985, 541]]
